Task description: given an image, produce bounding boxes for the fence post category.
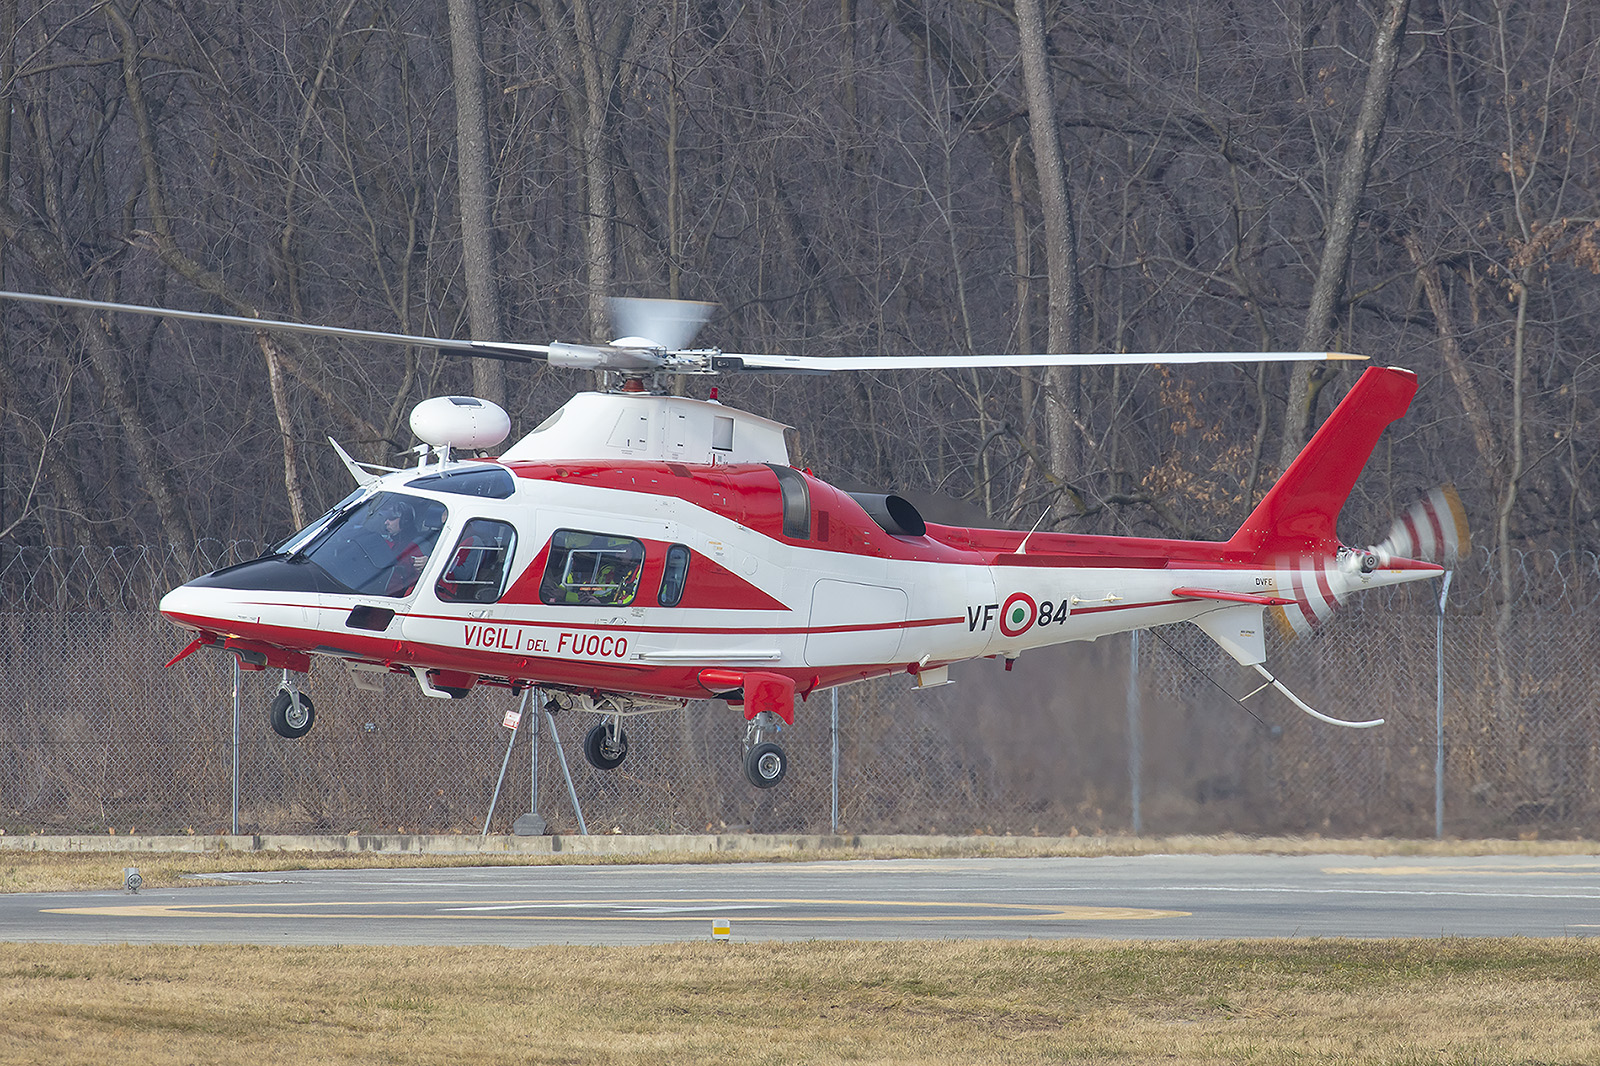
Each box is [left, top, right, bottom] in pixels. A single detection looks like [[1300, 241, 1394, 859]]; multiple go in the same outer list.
[[513, 687, 546, 836], [1128, 630, 1143, 835], [529, 688, 540, 816], [1436, 570, 1453, 839], [231, 655, 241, 835], [831, 687, 840, 834]]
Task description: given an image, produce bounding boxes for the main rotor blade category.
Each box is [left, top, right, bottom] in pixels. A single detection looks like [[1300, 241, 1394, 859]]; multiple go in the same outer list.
[[0, 290, 552, 363], [719, 350, 1365, 372], [0, 289, 1368, 375]]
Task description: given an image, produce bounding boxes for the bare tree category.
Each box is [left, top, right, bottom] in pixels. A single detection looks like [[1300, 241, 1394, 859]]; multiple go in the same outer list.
[[447, 0, 506, 407], [1015, 0, 1086, 520], [1279, 0, 1412, 468]]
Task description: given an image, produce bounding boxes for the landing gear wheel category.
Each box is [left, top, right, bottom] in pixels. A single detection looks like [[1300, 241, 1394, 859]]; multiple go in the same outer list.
[[744, 742, 787, 788], [269, 688, 315, 739], [583, 723, 629, 770]]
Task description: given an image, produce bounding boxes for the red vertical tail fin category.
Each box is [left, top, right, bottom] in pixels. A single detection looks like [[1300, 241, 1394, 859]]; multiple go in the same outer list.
[[1227, 366, 1418, 557]]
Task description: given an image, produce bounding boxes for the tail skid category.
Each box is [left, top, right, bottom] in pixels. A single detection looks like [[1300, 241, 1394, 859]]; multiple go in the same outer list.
[[1189, 603, 1385, 728], [1242, 663, 1385, 728]]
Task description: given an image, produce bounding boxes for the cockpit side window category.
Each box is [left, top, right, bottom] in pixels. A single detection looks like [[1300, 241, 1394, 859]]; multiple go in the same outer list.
[[538, 530, 644, 606], [436, 519, 518, 603], [300, 491, 448, 597], [658, 544, 691, 607]]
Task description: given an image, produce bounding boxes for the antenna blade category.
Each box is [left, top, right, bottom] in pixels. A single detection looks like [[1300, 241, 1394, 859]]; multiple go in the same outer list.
[[328, 437, 391, 487]]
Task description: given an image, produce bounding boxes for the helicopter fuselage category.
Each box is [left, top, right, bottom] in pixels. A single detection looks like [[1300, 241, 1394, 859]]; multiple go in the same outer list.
[[157, 374, 1443, 786], [158, 413, 1436, 705]]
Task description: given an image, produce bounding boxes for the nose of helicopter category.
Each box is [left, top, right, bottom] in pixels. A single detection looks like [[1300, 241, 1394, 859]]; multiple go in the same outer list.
[[158, 579, 234, 631], [158, 557, 286, 629], [160, 553, 346, 636]]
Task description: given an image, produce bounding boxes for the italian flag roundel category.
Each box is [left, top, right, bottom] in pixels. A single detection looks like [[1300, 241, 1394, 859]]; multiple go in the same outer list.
[[999, 592, 1037, 637]]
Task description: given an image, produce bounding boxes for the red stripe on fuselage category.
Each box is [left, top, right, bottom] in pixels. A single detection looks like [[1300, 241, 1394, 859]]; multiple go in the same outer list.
[[503, 459, 983, 565], [163, 607, 959, 702], [398, 610, 963, 637]]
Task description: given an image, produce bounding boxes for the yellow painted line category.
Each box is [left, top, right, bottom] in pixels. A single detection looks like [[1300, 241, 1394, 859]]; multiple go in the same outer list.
[[46, 897, 1188, 923]]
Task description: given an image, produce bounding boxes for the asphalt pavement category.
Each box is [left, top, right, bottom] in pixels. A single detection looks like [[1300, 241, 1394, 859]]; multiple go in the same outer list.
[[5, 852, 1598, 946]]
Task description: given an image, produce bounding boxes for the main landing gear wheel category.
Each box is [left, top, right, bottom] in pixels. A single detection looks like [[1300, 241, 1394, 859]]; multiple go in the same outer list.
[[583, 722, 629, 770], [744, 742, 787, 788], [269, 688, 315, 739]]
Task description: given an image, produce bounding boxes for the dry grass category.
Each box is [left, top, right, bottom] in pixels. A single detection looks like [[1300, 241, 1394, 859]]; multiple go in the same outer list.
[[4, 834, 1598, 894], [2, 938, 1598, 1064]]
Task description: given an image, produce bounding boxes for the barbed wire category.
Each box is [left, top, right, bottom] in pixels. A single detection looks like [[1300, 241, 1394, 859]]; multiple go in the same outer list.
[[0, 541, 261, 611]]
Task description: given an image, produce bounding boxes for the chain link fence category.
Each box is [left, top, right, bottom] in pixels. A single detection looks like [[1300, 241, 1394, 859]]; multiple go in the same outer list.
[[3, 544, 1597, 838]]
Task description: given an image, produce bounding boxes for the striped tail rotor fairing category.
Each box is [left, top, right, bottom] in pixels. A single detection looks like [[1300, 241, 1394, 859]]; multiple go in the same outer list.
[[1271, 555, 1353, 638], [1271, 485, 1468, 639], [1375, 484, 1470, 565]]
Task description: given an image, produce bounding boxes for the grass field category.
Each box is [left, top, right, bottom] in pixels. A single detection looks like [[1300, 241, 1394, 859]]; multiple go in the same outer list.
[[3, 938, 1598, 1064]]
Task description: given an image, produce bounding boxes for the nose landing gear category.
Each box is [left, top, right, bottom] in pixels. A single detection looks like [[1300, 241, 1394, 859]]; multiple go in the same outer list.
[[269, 672, 316, 739]]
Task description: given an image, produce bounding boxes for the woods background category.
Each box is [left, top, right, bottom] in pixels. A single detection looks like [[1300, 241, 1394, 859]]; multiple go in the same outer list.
[[1, 1, 1598, 835]]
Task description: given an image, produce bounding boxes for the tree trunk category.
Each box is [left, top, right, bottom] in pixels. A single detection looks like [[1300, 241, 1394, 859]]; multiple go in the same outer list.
[[1402, 233, 1498, 473], [1279, 0, 1410, 469], [539, 0, 640, 344], [258, 332, 309, 529], [1014, 0, 1085, 517], [446, 0, 506, 406]]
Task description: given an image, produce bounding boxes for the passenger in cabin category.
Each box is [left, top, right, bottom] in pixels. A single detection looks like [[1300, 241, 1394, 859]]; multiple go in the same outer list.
[[375, 503, 428, 597], [591, 560, 641, 606]]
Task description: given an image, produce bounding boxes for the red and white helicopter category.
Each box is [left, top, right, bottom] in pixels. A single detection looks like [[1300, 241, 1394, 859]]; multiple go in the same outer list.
[[3, 291, 1465, 787]]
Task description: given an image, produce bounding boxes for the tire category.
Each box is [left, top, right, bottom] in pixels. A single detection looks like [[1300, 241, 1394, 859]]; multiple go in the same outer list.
[[583, 723, 628, 770], [269, 689, 315, 739], [744, 742, 787, 788]]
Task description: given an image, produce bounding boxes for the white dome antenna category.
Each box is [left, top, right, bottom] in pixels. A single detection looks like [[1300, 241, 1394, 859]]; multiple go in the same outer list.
[[409, 396, 510, 464]]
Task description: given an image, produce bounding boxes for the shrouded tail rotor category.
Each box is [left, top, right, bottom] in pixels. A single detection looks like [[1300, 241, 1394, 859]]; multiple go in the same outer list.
[[1373, 484, 1471, 566], [1271, 484, 1469, 638]]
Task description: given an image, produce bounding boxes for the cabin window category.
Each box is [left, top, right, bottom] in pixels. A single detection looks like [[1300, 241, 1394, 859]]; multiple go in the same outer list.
[[299, 491, 448, 598], [658, 544, 691, 607], [539, 530, 645, 606], [435, 519, 518, 603], [766, 464, 811, 539]]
